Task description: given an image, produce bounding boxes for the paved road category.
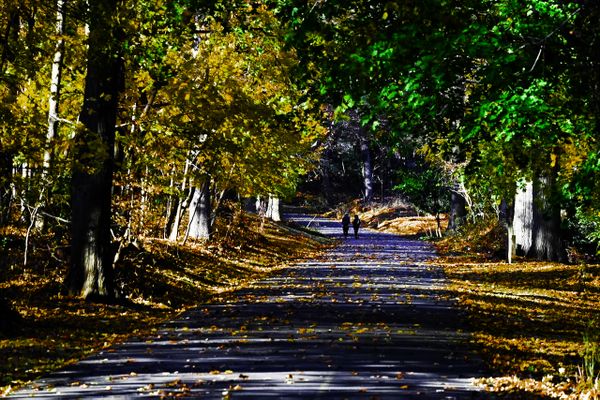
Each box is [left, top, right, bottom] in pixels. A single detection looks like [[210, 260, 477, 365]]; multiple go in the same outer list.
[[9, 215, 488, 399]]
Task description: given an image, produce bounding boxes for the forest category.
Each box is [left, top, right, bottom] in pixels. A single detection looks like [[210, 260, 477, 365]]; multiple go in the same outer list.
[[1, 0, 599, 398]]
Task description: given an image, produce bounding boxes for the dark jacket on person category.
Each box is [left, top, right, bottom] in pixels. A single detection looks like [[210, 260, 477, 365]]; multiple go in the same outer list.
[[352, 215, 360, 238], [342, 213, 351, 237]]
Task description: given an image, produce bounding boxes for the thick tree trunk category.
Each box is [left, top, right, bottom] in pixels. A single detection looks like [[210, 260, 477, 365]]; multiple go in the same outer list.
[[528, 171, 564, 261], [67, 0, 122, 299], [187, 179, 211, 241], [512, 180, 534, 257], [447, 182, 467, 231], [448, 191, 467, 231], [512, 173, 564, 262], [358, 130, 374, 203], [266, 195, 281, 222]]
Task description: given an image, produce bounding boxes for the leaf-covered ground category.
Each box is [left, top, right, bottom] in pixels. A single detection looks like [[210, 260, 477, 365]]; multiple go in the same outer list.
[[364, 205, 600, 399], [5, 214, 488, 399], [0, 211, 326, 395], [436, 250, 600, 398], [3, 203, 599, 398]]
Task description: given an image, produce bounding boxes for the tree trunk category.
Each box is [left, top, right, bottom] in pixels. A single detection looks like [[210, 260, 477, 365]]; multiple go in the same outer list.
[[528, 170, 564, 261], [0, 151, 12, 226], [138, 166, 149, 236], [0, 11, 19, 227], [256, 195, 268, 217], [43, 0, 65, 176], [187, 178, 211, 241], [168, 158, 192, 241], [507, 223, 515, 264], [499, 198, 516, 263], [320, 127, 339, 205], [513, 172, 564, 262], [320, 149, 333, 205], [358, 130, 374, 203], [266, 195, 281, 222], [447, 182, 467, 231], [513, 180, 534, 257], [0, 9, 19, 74], [67, 0, 123, 299], [163, 174, 174, 238], [37, 0, 66, 232]]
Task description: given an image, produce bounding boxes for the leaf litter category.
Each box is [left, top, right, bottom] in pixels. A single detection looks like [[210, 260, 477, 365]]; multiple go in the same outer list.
[[0, 212, 328, 394]]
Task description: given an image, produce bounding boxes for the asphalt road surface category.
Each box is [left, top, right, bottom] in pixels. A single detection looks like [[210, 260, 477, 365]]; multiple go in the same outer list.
[[9, 214, 489, 399]]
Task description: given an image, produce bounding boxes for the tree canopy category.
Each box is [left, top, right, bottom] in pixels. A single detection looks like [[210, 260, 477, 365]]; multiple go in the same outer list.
[[1, 0, 599, 298], [280, 0, 600, 257]]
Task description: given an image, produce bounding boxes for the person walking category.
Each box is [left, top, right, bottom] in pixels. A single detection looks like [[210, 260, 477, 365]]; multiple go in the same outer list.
[[352, 214, 361, 239], [341, 212, 350, 238]]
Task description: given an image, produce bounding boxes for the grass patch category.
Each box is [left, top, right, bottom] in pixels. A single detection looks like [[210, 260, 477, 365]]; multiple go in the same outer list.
[[0, 211, 327, 395]]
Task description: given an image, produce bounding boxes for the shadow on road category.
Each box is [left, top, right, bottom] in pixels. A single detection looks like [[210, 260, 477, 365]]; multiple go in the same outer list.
[[9, 214, 489, 399]]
